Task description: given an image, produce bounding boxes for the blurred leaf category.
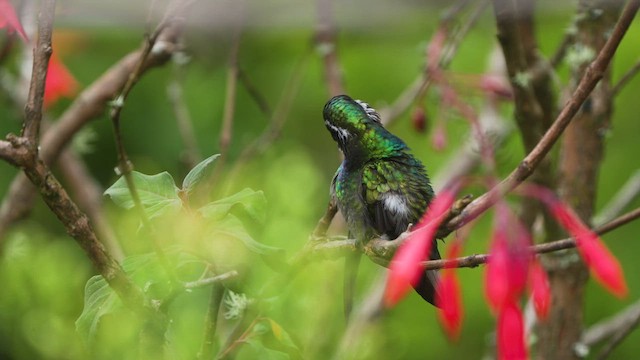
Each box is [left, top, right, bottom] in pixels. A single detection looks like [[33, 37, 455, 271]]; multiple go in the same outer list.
[[212, 215, 284, 256], [104, 171, 181, 219], [245, 339, 291, 360], [199, 188, 267, 224], [242, 318, 301, 359], [76, 249, 203, 344], [181, 154, 220, 193]]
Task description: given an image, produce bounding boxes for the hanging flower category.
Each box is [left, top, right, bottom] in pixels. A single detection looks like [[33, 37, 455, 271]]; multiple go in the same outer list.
[[497, 301, 528, 360], [44, 53, 79, 108], [0, 0, 28, 41], [529, 259, 551, 320], [436, 240, 464, 339]]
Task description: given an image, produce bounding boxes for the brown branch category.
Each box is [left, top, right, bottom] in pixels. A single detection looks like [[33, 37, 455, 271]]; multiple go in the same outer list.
[[57, 149, 124, 260], [441, 0, 640, 234], [612, 58, 640, 95], [304, 206, 640, 271], [0, 140, 18, 166], [21, 0, 55, 148], [0, 1, 149, 313], [0, 22, 182, 243]]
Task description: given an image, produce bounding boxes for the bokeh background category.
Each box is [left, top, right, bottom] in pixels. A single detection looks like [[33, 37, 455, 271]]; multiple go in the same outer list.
[[1, 0, 639, 358]]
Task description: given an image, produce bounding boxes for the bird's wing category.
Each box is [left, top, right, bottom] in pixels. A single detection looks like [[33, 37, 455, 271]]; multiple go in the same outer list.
[[362, 160, 425, 239]]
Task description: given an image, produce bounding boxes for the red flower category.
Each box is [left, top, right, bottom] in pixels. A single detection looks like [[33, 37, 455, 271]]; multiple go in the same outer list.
[[548, 201, 628, 298], [44, 53, 79, 108], [436, 240, 464, 339], [384, 182, 460, 307], [0, 0, 27, 41], [497, 301, 528, 360], [484, 205, 531, 311], [431, 122, 447, 152], [529, 260, 551, 320]]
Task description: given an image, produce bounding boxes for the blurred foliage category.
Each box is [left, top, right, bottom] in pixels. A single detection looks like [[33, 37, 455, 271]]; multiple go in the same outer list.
[[1, 1, 640, 359]]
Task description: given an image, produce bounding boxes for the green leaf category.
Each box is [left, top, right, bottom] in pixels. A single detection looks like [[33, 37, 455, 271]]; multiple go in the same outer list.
[[212, 215, 283, 256], [181, 154, 220, 192], [76, 250, 203, 344], [199, 188, 267, 224], [104, 171, 181, 219]]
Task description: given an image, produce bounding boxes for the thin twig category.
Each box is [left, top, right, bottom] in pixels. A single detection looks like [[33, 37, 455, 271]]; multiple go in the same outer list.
[[223, 47, 313, 192], [593, 169, 640, 226], [184, 270, 239, 289], [580, 298, 640, 350], [167, 56, 202, 170], [316, 0, 343, 96], [612, 58, 640, 95], [441, 0, 640, 234], [108, 2, 190, 285], [237, 67, 272, 117], [596, 312, 640, 360], [379, 0, 488, 125]]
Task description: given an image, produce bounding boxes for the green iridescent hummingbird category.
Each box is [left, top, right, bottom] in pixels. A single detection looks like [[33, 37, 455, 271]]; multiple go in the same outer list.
[[323, 95, 440, 310]]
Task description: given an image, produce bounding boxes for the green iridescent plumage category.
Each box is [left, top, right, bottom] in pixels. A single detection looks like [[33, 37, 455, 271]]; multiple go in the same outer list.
[[323, 95, 439, 307]]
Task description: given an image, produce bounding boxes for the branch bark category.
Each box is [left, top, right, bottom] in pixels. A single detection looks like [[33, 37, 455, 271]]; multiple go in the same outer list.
[[0, 14, 183, 243], [440, 0, 640, 235]]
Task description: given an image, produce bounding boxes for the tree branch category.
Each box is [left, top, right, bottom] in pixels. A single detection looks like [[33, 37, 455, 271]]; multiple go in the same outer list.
[[440, 0, 640, 234], [0, 21, 183, 243], [21, 0, 55, 148]]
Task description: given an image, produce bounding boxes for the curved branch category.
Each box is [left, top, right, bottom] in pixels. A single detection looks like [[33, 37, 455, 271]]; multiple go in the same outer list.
[[440, 0, 640, 234]]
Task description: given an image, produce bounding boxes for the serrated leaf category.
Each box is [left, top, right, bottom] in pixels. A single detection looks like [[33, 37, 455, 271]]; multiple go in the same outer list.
[[212, 215, 283, 256], [182, 154, 220, 192], [104, 171, 181, 219], [199, 188, 267, 224], [76, 249, 203, 344]]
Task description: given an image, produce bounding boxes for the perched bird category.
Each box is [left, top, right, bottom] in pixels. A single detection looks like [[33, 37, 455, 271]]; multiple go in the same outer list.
[[323, 95, 440, 311]]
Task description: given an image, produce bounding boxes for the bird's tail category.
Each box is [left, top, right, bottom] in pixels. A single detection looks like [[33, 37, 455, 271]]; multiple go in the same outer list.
[[343, 251, 362, 320], [414, 269, 441, 307], [414, 242, 441, 307]]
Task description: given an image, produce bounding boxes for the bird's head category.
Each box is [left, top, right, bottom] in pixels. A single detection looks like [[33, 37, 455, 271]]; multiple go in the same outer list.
[[323, 95, 406, 163]]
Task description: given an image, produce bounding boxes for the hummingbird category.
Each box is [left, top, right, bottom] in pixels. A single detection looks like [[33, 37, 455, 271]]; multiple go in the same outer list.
[[323, 95, 440, 312]]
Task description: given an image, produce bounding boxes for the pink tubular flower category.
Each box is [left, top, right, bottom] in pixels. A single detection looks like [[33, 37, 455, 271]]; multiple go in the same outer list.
[[520, 184, 628, 298], [529, 260, 551, 320], [0, 0, 28, 41], [431, 121, 447, 151], [484, 205, 531, 311], [384, 182, 461, 307], [44, 53, 79, 108], [436, 240, 464, 339], [437, 270, 463, 339], [547, 201, 628, 298], [497, 301, 528, 360]]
